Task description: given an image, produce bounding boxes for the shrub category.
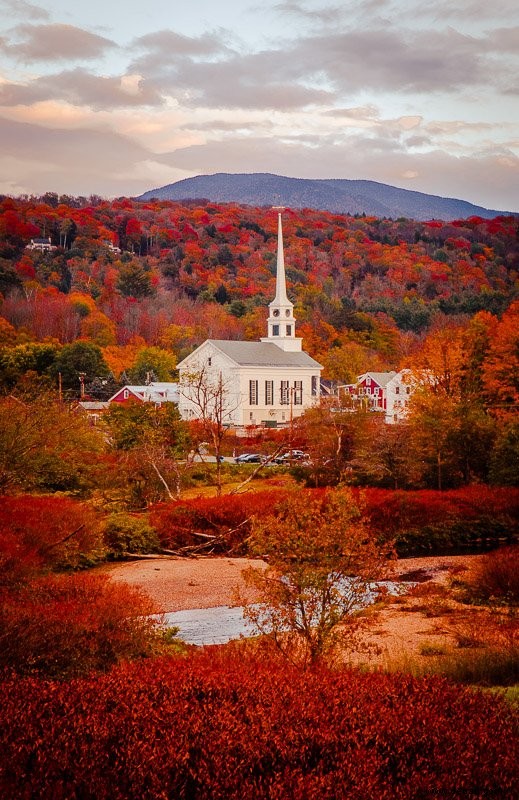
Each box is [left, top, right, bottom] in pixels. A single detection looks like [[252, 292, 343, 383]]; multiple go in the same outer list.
[[363, 486, 518, 556], [0, 572, 160, 678], [103, 513, 159, 557], [150, 489, 294, 553], [0, 653, 517, 799], [0, 495, 104, 576], [242, 488, 395, 666], [432, 647, 519, 687], [470, 545, 519, 604]]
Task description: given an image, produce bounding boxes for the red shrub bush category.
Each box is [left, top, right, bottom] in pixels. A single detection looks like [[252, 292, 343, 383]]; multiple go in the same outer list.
[[150, 486, 518, 556], [470, 544, 519, 603], [362, 486, 519, 555], [0, 652, 517, 799], [150, 489, 296, 551], [0, 572, 159, 678], [0, 495, 104, 576]]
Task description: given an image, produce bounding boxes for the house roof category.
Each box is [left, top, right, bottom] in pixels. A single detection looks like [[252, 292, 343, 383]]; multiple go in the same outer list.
[[205, 340, 322, 369], [108, 382, 179, 404], [358, 371, 397, 387]]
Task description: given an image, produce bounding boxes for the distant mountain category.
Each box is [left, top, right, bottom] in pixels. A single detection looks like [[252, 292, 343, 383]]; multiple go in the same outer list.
[[137, 173, 513, 222]]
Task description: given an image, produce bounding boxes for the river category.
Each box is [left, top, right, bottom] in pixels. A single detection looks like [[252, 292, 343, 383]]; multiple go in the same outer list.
[[161, 580, 406, 645]]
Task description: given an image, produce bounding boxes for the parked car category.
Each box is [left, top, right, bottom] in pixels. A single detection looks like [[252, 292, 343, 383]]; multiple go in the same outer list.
[[234, 453, 262, 463], [274, 450, 308, 463]]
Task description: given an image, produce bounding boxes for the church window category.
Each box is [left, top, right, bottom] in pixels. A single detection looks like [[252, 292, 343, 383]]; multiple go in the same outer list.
[[285, 309, 290, 316], [207, 357, 212, 366], [286, 325, 292, 336], [311, 376, 318, 396], [272, 324, 279, 336], [280, 380, 289, 405], [265, 380, 273, 405], [395, 386, 400, 395], [273, 309, 280, 317], [249, 380, 258, 405], [293, 381, 303, 405]]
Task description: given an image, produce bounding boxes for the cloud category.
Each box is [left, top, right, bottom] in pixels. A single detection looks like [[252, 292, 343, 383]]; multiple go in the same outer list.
[[486, 26, 519, 53], [0, 69, 164, 109], [135, 28, 231, 56], [131, 36, 335, 110], [0, 114, 166, 196], [324, 105, 380, 120], [409, 0, 519, 24], [0, 0, 49, 22], [289, 28, 491, 93], [272, 2, 344, 25], [131, 29, 233, 73], [127, 21, 515, 115], [3, 23, 116, 62]]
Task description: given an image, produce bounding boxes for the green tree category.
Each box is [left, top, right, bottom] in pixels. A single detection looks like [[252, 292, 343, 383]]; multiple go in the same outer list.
[[489, 421, 519, 486], [104, 402, 191, 504], [0, 342, 61, 389], [51, 341, 108, 392], [129, 346, 176, 383], [241, 489, 394, 667], [0, 392, 105, 494], [116, 260, 154, 298]]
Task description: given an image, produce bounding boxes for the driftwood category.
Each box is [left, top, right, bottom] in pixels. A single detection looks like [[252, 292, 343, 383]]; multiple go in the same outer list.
[[119, 517, 253, 560], [172, 517, 252, 557]]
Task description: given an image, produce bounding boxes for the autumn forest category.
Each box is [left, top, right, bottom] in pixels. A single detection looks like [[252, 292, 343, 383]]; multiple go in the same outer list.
[[0, 193, 518, 798]]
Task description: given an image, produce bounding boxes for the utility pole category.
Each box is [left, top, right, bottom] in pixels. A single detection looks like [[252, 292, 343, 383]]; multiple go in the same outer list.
[[289, 386, 294, 466]]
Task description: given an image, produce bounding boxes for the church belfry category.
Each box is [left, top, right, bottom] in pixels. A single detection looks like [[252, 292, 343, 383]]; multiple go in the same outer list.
[[261, 209, 302, 353]]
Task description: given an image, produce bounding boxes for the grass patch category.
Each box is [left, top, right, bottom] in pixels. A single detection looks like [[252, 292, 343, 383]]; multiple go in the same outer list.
[[419, 641, 447, 657]]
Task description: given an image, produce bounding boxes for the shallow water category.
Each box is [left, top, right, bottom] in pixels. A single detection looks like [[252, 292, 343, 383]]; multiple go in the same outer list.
[[162, 580, 406, 646], [161, 605, 254, 645]]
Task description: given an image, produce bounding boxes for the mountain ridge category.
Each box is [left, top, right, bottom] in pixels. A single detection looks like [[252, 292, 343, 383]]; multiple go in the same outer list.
[[137, 172, 514, 222]]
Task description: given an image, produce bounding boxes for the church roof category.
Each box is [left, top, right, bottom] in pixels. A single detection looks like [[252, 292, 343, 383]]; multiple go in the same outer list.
[[208, 340, 322, 369]]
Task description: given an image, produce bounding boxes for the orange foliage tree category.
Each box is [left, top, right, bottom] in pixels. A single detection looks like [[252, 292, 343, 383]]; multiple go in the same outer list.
[[241, 488, 394, 666]]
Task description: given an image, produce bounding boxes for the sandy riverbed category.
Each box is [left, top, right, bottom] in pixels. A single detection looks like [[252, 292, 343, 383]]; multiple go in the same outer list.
[[102, 553, 477, 613], [101, 553, 482, 663]]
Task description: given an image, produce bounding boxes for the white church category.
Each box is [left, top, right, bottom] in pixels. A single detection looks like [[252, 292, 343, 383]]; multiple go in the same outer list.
[[177, 211, 322, 428]]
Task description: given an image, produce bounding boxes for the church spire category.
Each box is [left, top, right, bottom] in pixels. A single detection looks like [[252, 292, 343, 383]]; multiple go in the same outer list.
[[261, 208, 302, 352], [273, 210, 290, 305]]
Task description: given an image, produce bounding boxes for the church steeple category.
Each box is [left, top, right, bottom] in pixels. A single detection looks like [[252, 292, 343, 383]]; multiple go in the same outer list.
[[261, 209, 302, 352]]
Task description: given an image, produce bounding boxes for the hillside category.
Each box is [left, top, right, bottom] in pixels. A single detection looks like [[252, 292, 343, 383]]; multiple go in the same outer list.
[[0, 194, 517, 397], [137, 173, 511, 222]]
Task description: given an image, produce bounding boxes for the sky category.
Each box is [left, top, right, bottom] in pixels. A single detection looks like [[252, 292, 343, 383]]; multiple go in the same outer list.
[[0, 0, 517, 210]]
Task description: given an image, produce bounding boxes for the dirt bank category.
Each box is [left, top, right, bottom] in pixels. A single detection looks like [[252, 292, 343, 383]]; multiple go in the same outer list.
[[102, 553, 479, 613]]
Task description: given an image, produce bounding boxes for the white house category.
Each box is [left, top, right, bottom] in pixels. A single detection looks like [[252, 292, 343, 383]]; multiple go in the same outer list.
[[177, 212, 322, 428], [26, 237, 56, 252], [385, 370, 420, 423]]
